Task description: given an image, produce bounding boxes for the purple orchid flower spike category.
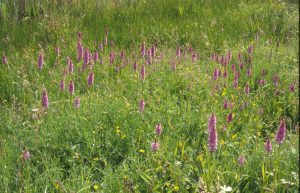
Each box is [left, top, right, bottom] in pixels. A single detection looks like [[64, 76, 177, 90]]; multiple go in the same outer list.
[[208, 114, 218, 152]]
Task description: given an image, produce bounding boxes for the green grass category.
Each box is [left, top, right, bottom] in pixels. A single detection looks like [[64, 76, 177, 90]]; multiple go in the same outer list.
[[0, 0, 299, 192]]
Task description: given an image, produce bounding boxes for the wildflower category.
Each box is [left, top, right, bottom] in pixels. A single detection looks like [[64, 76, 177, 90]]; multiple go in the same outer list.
[[151, 141, 160, 151], [239, 62, 244, 70], [141, 42, 145, 57], [109, 50, 115, 64], [139, 99, 145, 113], [233, 77, 238, 88], [77, 41, 83, 61], [84, 48, 90, 65], [220, 185, 232, 193], [69, 80, 75, 95], [22, 150, 30, 162], [151, 45, 155, 57], [208, 114, 218, 152], [133, 61, 138, 71], [238, 155, 246, 166], [68, 61, 74, 74], [237, 52, 242, 61], [223, 98, 228, 109], [77, 31, 82, 41], [246, 68, 252, 77], [227, 50, 232, 62], [227, 113, 233, 123], [62, 68, 68, 77], [93, 184, 99, 191], [248, 44, 253, 54], [213, 68, 220, 80], [231, 63, 236, 72], [259, 79, 266, 86], [146, 54, 152, 65], [265, 139, 272, 154], [139, 149, 145, 153], [156, 124, 163, 135], [120, 50, 125, 60], [174, 186, 179, 192], [94, 51, 99, 62], [289, 82, 295, 93], [60, 79, 65, 91], [74, 96, 80, 108], [220, 55, 226, 66], [87, 71, 94, 86], [244, 83, 250, 95], [38, 52, 44, 70], [42, 89, 49, 108], [2, 53, 8, 64], [223, 70, 227, 78], [192, 52, 197, 62], [275, 120, 286, 144], [141, 65, 145, 81]]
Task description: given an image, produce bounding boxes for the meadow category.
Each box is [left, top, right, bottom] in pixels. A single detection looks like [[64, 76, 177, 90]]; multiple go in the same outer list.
[[0, 0, 299, 192]]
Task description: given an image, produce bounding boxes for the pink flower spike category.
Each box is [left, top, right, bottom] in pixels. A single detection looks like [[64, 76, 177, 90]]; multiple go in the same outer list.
[[69, 80, 75, 95], [289, 82, 295, 93], [87, 71, 94, 86], [208, 114, 218, 152], [38, 52, 44, 70], [151, 141, 160, 151], [60, 79, 65, 91], [156, 124, 163, 135], [77, 41, 83, 62], [42, 89, 49, 108], [139, 99, 145, 113], [74, 96, 81, 108], [22, 150, 31, 162], [265, 139, 272, 154], [238, 155, 246, 166], [141, 42, 146, 57], [141, 65, 145, 81], [110, 51, 115, 64], [246, 68, 252, 77], [133, 61, 138, 71], [68, 61, 74, 74], [192, 52, 197, 63], [227, 113, 233, 123], [94, 51, 99, 62], [223, 98, 228, 109], [244, 84, 250, 95], [275, 120, 286, 144], [2, 53, 8, 65]]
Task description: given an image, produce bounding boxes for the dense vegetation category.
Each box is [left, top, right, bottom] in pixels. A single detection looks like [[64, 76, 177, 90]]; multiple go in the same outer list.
[[0, 0, 298, 192]]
